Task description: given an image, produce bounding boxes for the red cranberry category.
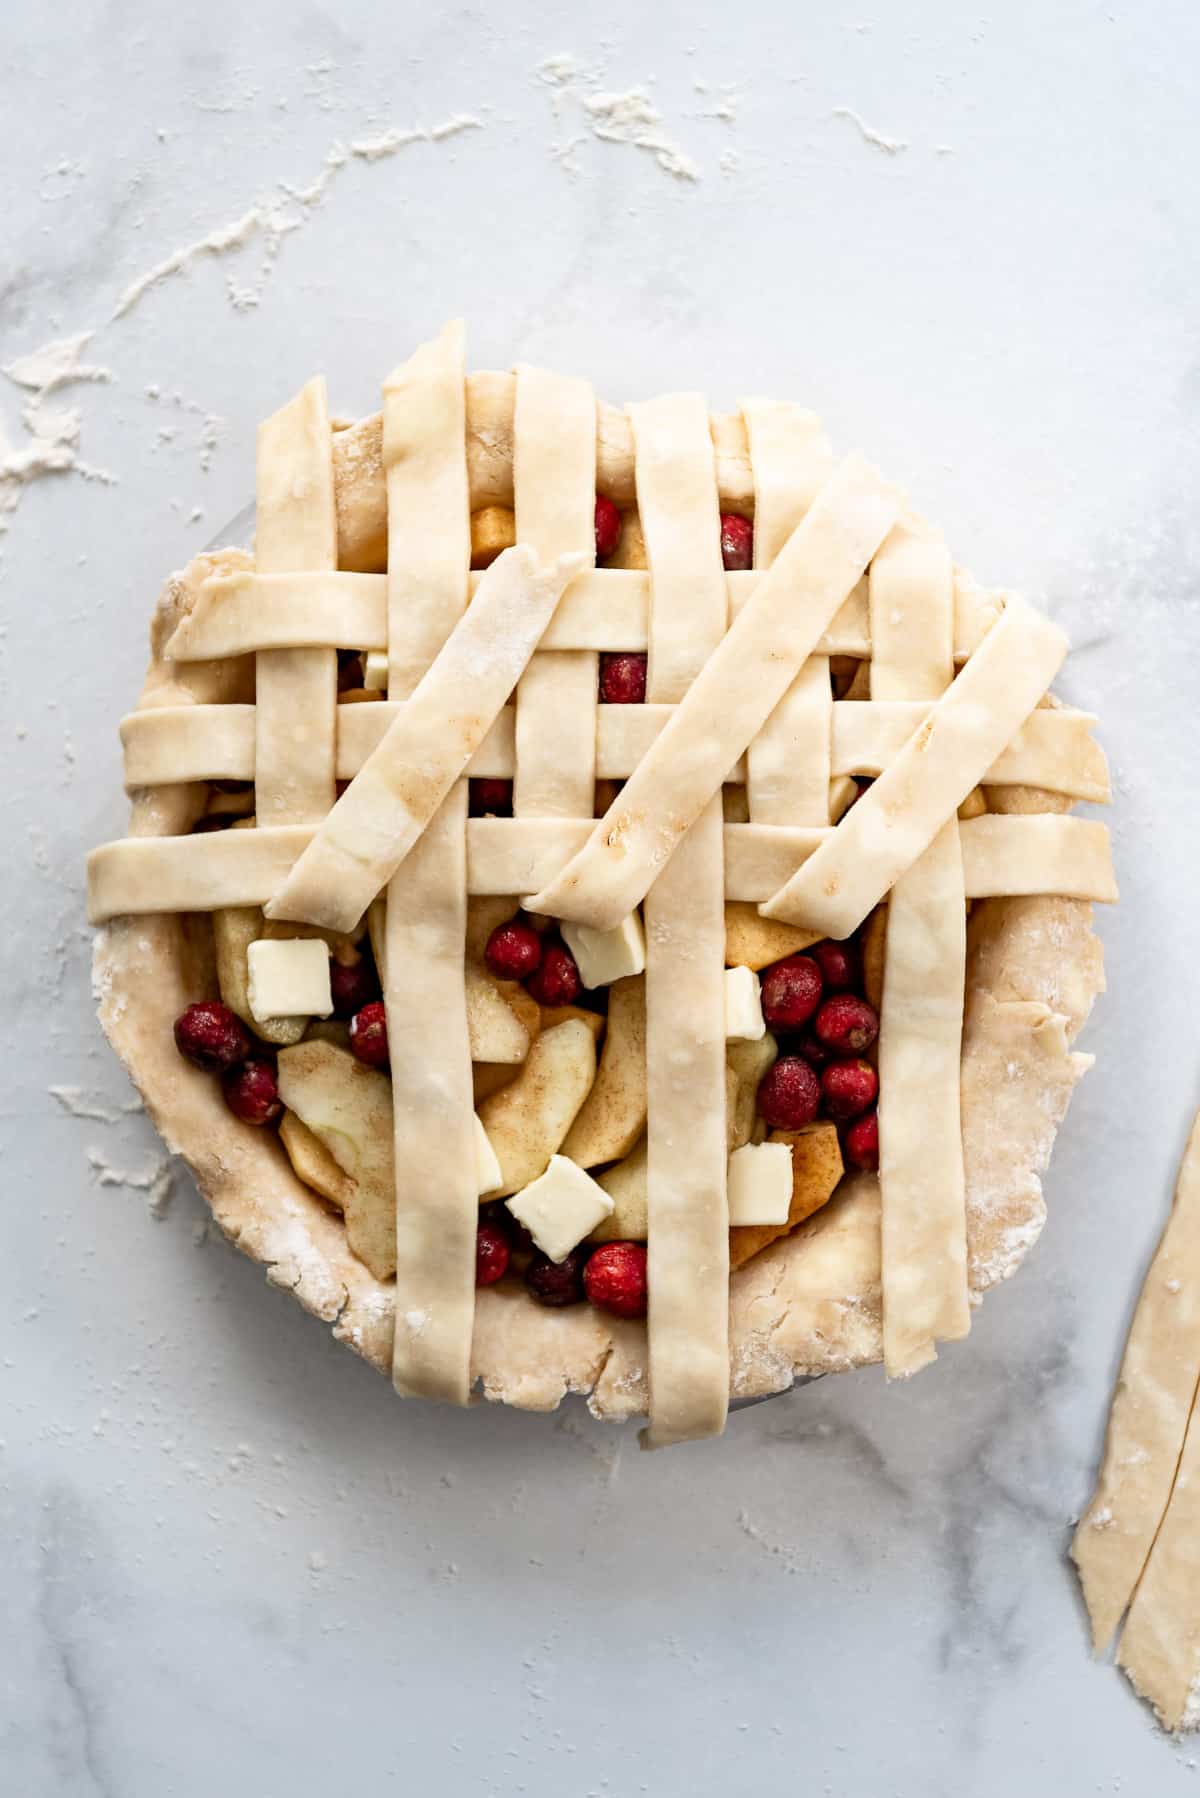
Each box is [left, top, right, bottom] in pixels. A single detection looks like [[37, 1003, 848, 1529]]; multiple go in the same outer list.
[[794, 1030, 833, 1071], [526, 941, 580, 1007], [476, 1222, 511, 1286], [594, 494, 622, 561], [222, 1058, 281, 1126], [599, 652, 648, 705], [469, 778, 513, 817], [811, 938, 860, 994], [720, 513, 754, 571], [584, 1241, 648, 1319], [484, 919, 543, 982], [525, 1248, 587, 1307], [348, 1001, 389, 1068], [843, 1110, 879, 1171], [760, 954, 823, 1032], [820, 1058, 878, 1123], [813, 994, 879, 1056], [329, 956, 379, 1018], [757, 1056, 821, 1130], [173, 1001, 250, 1073]]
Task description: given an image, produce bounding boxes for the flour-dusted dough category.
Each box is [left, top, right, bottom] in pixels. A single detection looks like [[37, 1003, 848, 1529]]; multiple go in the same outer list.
[[761, 596, 1069, 937], [1073, 1111, 1200, 1661], [263, 545, 582, 933], [525, 456, 901, 931]]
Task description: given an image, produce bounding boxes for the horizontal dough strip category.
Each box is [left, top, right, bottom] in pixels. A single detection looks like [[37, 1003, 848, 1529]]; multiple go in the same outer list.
[[87, 811, 1116, 923], [120, 697, 1109, 802], [164, 568, 997, 665]]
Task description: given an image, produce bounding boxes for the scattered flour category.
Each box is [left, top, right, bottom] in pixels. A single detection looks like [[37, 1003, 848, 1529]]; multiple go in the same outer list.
[[0, 334, 117, 543], [87, 1145, 175, 1218], [537, 56, 702, 182], [832, 107, 909, 155], [50, 1085, 143, 1123]]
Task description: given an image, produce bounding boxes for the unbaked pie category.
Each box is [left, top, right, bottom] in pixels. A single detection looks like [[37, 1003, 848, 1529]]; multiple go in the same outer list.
[[87, 322, 1116, 1446]]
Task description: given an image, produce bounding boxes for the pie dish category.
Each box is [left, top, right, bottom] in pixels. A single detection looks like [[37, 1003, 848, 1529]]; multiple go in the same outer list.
[[87, 322, 1116, 1447]]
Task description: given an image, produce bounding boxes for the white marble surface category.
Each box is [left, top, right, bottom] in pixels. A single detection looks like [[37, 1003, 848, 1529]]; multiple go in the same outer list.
[[4, 3, 1200, 1792]]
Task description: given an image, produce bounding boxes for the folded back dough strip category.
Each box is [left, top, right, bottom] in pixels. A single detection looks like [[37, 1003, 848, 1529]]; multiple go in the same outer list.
[[252, 379, 339, 825], [524, 455, 902, 932], [512, 364, 597, 820], [121, 695, 1110, 804], [760, 595, 1070, 938], [1072, 1110, 1200, 1659], [742, 399, 835, 827], [263, 544, 582, 934]]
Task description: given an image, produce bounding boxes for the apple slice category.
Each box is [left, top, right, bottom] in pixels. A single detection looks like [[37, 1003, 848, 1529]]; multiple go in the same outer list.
[[591, 1135, 648, 1242], [726, 1032, 778, 1152], [724, 901, 822, 971], [538, 1003, 605, 1043], [476, 1018, 597, 1197], [465, 964, 531, 1064], [276, 1040, 396, 1280], [213, 906, 306, 1046], [560, 975, 646, 1167], [728, 1121, 843, 1270], [279, 1110, 354, 1211]]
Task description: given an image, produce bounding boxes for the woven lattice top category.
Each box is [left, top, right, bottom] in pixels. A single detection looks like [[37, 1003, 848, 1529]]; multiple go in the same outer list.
[[88, 321, 1115, 1445]]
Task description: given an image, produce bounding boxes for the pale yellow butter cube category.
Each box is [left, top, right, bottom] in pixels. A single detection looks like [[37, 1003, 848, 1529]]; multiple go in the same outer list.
[[506, 1154, 614, 1262], [724, 965, 766, 1041], [246, 938, 333, 1022], [560, 912, 646, 989], [727, 1141, 793, 1226]]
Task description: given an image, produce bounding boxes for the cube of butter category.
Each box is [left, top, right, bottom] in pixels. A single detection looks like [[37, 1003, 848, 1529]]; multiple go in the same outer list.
[[475, 1115, 503, 1197], [727, 1141, 793, 1226], [506, 1154, 614, 1262], [724, 965, 766, 1041], [246, 938, 333, 1022], [560, 912, 646, 989], [362, 649, 389, 692]]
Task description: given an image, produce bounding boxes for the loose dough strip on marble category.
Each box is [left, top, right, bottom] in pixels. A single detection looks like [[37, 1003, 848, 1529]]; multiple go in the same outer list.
[[642, 795, 730, 1449], [252, 379, 339, 825], [742, 398, 835, 826], [264, 545, 582, 933], [120, 696, 1109, 802], [512, 364, 597, 820], [525, 455, 901, 932], [1116, 1373, 1200, 1731], [760, 595, 1069, 937], [1073, 1110, 1200, 1659], [387, 785, 477, 1406]]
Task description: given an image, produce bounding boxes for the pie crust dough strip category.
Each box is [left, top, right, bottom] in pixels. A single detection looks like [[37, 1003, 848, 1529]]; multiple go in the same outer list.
[[760, 594, 1069, 937], [742, 399, 835, 826], [86, 812, 1118, 924], [1072, 1109, 1200, 1660], [252, 378, 338, 825], [378, 325, 476, 1406], [871, 524, 969, 1377], [264, 544, 582, 933], [511, 364, 597, 819], [387, 783, 478, 1406], [120, 696, 1110, 804], [525, 455, 902, 932], [643, 795, 730, 1449], [958, 814, 1117, 901]]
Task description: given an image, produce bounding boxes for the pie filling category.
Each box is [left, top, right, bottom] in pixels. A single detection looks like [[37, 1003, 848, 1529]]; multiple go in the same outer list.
[[87, 322, 1116, 1444]]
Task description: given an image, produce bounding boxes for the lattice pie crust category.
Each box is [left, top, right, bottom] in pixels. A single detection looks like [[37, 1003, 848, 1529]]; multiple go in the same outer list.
[[89, 323, 1113, 1444]]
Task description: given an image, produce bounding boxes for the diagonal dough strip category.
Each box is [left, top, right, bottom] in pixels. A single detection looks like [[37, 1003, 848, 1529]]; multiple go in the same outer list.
[[759, 595, 1069, 938], [1073, 1111, 1200, 1661], [263, 544, 583, 934], [524, 454, 902, 931]]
